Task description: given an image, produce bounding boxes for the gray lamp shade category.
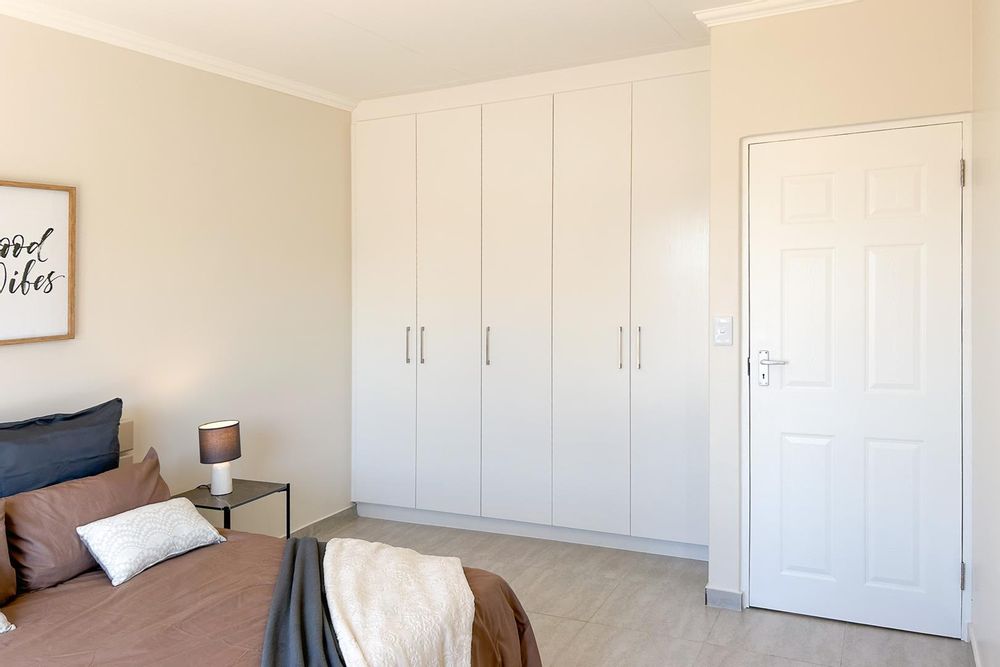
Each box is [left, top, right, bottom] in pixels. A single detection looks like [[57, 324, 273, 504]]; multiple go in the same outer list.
[[198, 420, 241, 464]]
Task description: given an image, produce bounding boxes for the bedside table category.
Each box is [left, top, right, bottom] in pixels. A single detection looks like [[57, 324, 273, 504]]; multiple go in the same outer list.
[[174, 479, 290, 538]]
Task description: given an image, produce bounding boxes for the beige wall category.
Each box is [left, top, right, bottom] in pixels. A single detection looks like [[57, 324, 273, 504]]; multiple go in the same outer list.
[[0, 16, 352, 536], [707, 0, 972, 595], [972, 0, 1000, 660]]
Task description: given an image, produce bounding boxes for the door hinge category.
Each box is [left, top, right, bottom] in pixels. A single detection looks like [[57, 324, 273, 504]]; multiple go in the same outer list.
[[961, 561, 967, 591], [747, 356, 751, 377], [961, 159, 967, 187]]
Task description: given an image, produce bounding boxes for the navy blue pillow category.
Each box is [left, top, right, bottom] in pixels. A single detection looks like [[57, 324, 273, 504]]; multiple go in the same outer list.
[[0, 399, 123, 497]]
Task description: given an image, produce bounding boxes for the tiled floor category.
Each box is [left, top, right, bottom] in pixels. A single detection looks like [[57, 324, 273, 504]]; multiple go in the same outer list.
[[309, 516, 974, 667]]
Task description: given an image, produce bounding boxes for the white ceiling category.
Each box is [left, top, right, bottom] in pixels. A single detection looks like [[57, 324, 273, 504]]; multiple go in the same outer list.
[[0, 0, 732, 108]]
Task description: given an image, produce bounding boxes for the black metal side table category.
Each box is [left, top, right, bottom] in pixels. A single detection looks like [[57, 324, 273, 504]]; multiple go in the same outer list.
[[174, 479, 290, 538]]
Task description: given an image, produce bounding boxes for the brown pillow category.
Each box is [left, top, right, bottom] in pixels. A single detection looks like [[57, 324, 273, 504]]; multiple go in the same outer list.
[[5, 448, 170, 591], [0, 500, 15, 604]]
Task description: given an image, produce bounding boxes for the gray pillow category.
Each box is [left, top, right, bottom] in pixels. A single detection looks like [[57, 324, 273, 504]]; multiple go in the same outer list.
[[76, 498, 225, 586], [0, 399, 122, 497]]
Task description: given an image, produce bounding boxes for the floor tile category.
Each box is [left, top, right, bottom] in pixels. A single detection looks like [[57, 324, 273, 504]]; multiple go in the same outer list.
[[526, 612, 586, 665], [540, 540, 643, 580], [553, 622, 702, 667], [695, 643, 819, 667], [840, 623, 974, 667], [471, 559, 535, 587], [589, 574, 719, 641], [335, 519, 456, 554], [415, 526, 501, 561], [509, 565, 621, 620], [330, 517, 400, 542], [625, 551, 709, 584], [292, 512, 356, 540], [471, 533, 561, 570], [707, 608, 845, 667]]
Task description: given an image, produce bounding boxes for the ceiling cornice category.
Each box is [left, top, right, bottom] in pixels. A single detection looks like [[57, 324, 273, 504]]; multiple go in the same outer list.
[[0, 0, 357, 110], [694, 0, 860, 27]]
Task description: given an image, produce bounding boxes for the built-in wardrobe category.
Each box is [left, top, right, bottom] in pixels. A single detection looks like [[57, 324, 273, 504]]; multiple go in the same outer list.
[[352, 67, 709, 552]]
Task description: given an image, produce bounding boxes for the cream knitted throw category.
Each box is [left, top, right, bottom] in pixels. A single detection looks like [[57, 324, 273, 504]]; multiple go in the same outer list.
[[323, 538, 474, 667]]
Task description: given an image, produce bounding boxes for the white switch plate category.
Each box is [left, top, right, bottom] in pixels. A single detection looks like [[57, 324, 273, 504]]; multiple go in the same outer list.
[[713, 316, 734, 346]]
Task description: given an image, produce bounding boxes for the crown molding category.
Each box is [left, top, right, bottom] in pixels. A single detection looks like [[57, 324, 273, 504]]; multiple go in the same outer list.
[[694, 0, 860, 27], [0, 0, 357, 110]]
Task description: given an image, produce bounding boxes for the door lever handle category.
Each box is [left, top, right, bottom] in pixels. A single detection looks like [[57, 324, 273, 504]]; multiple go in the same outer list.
[[757, 350, 787, 386]]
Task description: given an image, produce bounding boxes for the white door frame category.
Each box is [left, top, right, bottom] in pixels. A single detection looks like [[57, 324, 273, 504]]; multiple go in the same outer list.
[[739, 114, 973, 639]]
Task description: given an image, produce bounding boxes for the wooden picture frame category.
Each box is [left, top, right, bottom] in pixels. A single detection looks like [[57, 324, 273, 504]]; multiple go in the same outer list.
[[0, 180, 76, 345]]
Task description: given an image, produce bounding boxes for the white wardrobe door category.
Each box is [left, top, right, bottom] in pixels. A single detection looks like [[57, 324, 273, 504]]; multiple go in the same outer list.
[[552, 83, 631, 535], [415, 106, 483, 516], [482, 95, 553, 525], [630, 73, 710, 545], [352, 115, 417, 508]]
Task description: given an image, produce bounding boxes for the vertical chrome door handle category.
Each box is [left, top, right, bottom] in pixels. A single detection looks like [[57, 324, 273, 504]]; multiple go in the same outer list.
[[420, 326, 426, 364], [636, 326, 642, 370], [485, 326, 491, 366], [405, 326, 411, 364], [618, 326, 624, 369]]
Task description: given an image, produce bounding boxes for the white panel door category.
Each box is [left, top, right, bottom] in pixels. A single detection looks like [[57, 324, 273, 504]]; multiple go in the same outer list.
[[352, 115, 417, 507], [552, 84, 631, 535], [481, 95, 553, 525], [630, 73, 709, 545], [415, 106, 483, 516], [749, 123, 963, 636]]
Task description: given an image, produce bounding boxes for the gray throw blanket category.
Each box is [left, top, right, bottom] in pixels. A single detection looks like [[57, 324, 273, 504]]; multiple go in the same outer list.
[[261, 537, 344, 667]]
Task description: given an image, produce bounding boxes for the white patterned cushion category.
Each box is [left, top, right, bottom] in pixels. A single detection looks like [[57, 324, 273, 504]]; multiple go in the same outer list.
[[76, 498, 225, 586], [0, 610, 13, 633]]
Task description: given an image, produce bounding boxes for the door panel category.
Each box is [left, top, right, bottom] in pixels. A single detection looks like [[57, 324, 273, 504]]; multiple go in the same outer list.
[[749, 123, 963, 637], [780, 248, 835, 388], [866, 244, 924, 390], [552, 83, 631, 535], [415, 106, 483, 516], [352, 116, 417, 507], [629, 72, 710, 545], [481, 95, 553, 525]]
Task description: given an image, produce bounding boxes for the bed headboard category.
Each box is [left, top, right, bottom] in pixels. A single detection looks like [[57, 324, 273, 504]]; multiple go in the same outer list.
[[119, 420, 134, 464]]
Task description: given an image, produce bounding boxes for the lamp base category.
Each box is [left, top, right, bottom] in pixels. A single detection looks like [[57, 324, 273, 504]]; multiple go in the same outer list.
[[210, 462, 232, 496]]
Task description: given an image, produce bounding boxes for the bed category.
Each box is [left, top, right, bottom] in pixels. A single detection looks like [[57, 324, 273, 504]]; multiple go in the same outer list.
[[0, 402, 541, 666]]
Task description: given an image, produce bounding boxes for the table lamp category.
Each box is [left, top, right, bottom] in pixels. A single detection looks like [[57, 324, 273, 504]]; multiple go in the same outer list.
[[199, 420, 241, 495]]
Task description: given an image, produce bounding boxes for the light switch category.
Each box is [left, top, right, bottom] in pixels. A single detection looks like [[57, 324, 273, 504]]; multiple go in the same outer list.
[[713, 316, 734, 346]]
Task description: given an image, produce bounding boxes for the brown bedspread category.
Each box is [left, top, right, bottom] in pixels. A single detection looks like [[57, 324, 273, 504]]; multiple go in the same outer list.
[[0, 531, 541, 667], [465, 567, 540, 667]]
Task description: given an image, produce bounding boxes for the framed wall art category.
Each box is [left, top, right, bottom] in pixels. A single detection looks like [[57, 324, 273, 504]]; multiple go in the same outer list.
[[0, 180, 76, 345]]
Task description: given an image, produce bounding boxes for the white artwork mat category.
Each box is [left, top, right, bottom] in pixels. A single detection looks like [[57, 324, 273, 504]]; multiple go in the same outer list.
[[0, 183, 74, 343]]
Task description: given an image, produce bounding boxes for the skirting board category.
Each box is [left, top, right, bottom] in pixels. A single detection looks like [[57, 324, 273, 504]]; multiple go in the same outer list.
[[355, 503, 708, 561], [969, 623, 982, 666], [705, 587, 745, 611]]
